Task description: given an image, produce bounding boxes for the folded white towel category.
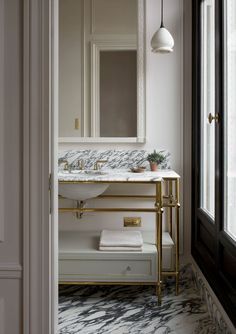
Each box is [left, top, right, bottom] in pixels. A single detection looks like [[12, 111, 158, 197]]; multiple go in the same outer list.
[[99, 246, 142, 252], [99, 230, 143, 247]]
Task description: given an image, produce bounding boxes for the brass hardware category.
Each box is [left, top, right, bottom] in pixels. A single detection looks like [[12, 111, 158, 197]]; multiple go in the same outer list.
[[98, 194, 166, 199], [97, 194, 171, 200], [59, 281, 156, 286], [75, 118, 80, 130], [175, 179, 180, 295], [64, 162, 69, 171], [168, 180, 173, 237], [76, 200, 85, 219], [59, 159, 69, 171], [59, 208, 160, 213], [208, 113, 220, 124], [124, 217, 141, 227], [162, 271, 179, 276], [77, 159, 85, 170], [58, 177, 181, 303], [156, 181, 163, 304], [94, 160, 108, 170]]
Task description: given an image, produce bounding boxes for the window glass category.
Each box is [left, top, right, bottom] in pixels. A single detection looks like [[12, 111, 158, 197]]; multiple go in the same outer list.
[[224, 0, 236, 240], [200, 0, 215, 219]]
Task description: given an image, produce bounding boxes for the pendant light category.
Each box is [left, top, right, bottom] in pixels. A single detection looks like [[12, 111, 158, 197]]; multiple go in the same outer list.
[[151, 0, 174, 53]]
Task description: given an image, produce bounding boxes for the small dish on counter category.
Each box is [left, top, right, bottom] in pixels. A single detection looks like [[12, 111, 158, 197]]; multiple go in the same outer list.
[[130, 166, 146, 173]]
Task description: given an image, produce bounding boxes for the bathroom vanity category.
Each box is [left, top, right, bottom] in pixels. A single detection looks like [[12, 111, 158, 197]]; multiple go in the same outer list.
[[58, 168, 180, 303]]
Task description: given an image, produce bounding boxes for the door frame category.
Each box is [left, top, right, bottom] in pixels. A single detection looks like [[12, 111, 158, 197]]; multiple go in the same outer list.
[[23, 0, 58, 332]]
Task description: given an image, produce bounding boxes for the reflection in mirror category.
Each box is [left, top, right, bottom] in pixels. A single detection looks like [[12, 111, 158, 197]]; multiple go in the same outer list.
[[59, 0, 145, 143], [100, 50, 137, 137]]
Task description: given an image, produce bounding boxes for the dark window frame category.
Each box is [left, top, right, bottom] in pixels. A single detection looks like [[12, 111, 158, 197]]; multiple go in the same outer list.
[[192, 0, 236, 326]]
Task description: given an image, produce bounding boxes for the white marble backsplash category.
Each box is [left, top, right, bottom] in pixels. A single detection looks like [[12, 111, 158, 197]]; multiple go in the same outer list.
[[58, 150, 171, 170]]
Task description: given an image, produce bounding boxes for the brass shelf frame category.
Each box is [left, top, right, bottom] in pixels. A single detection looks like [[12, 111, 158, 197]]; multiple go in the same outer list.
[[59, 177, 180, 304]]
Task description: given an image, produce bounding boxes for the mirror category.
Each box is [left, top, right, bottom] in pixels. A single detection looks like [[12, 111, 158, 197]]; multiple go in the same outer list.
[[59, 0, 145, 143]]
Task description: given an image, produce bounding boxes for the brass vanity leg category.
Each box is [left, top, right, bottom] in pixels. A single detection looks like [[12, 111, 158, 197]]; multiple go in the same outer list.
[[156, 181, 163, 305], [175, 178, 180, 295], [168, 180, 173, 238]]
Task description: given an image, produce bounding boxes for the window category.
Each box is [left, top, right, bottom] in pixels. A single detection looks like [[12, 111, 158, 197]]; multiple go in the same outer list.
[[224, 0, 236, 241], [192, 0, 236, 326], [200, 0, 215, 219]]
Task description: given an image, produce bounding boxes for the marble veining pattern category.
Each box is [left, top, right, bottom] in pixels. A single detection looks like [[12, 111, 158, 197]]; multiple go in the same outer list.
[[58, 150, 171, 170], [59, 265, 222, 334], [193, 269, 233, 334], [58, 169, 172, 182]]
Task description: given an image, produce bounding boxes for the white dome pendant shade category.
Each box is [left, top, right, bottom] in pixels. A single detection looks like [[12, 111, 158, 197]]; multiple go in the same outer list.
[[151, 26, 174, 53], [151, 0, 174, 53]]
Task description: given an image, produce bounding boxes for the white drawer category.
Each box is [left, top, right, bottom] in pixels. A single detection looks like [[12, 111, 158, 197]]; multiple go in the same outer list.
[[59, 231, 174, 282], [59, 257, 156, 282]]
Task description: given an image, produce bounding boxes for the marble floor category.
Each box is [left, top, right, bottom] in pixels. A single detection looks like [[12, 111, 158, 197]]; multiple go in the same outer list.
[[58, 265, 218, 334]]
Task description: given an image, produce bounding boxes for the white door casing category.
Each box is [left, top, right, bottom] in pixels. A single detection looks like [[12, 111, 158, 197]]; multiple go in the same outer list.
[[23, 0, 58, 333]]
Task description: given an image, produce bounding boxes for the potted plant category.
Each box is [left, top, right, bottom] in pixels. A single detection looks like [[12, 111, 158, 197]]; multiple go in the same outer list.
[[147, 150, 167, 171]]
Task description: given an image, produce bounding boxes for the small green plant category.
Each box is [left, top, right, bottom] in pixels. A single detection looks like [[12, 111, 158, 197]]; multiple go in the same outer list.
[[147, 150, 167, 165]]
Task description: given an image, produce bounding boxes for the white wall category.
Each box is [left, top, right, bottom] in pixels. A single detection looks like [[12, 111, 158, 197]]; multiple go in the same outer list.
[[59, 0, 185, 253], [59, 0, 83, 137], [0, 0, 192, 331]]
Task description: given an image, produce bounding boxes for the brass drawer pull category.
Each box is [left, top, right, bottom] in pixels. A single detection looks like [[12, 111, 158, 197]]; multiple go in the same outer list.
[[208, 113, 220, 124]]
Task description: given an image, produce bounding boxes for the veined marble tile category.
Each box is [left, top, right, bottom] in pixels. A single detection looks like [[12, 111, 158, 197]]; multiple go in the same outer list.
[[58, 149, 171, 171], [58, 169, 180, 182], [59, 264, 221, 334]]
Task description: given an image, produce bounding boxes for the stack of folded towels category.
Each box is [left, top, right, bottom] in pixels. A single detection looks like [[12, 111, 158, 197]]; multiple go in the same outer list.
[[99, 230, 143, 251]]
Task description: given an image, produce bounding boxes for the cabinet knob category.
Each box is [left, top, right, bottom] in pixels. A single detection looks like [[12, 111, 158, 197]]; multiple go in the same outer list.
[[126, 266, 131, 271]]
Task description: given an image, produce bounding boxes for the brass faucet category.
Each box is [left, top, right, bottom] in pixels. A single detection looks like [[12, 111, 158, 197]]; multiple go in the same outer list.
[[94, 160, 108, 170], [77, 159, 85, 170], [59, 159, 69, 171]]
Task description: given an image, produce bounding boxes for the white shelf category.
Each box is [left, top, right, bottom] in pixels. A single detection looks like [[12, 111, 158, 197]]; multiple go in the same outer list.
[[59, 231, 174, 282], [59, 230, 173, 255]]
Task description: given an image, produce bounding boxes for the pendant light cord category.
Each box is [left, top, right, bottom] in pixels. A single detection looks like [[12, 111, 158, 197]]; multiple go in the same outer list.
[[160, 0, 164, 28]]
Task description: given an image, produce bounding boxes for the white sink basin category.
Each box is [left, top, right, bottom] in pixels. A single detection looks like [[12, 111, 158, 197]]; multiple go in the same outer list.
[[59, 170, 109, 200]]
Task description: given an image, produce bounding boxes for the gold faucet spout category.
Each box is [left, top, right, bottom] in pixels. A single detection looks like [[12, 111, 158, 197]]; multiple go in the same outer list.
[[77, 159, 85, 170], [59, 159, 69, 171]]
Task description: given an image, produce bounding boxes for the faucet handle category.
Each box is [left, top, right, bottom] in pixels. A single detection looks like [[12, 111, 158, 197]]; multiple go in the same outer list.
[[94, 160, 108, 170]]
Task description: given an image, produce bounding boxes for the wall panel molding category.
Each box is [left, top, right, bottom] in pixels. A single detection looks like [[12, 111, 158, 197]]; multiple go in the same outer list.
[[0, 298, 5, 334], [91, 0, 95, 34], [0, 264, 22, 279]]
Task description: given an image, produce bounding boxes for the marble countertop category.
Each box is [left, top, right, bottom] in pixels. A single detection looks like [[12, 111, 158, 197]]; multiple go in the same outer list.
[[58, 169, 180, 183]]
